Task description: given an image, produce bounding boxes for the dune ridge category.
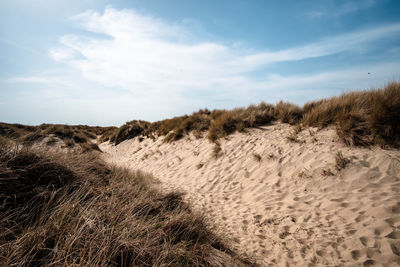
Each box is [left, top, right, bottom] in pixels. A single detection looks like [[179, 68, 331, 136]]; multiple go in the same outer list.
[[101, 123, 400, 266]]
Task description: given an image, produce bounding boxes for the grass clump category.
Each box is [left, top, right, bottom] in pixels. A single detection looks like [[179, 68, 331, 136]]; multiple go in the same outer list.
[[212, 143, 222, 158], [112, 120, 151, 145], [45, 136, 58, 146], [0, 123, 116, 152], [163, 128, 184, 143], [275, 101, 302, 124], [0, 145, 251, 266], [208, 103, 276, 142], [335, 151, 350, 171], [303, 82, 400, 147], [286, 131, 299, 143]]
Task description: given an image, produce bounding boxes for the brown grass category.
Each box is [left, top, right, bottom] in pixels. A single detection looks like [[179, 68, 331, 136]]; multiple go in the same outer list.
[[0, 145, 251, 266], [0, 123, 116, 153], [112, 120, 151, 145], [303, 82, 400, 147], [212, 143, 222, 158], [286, 131, 304, 143], [207, 103, 276, 142], [335, 151, 350, 171]]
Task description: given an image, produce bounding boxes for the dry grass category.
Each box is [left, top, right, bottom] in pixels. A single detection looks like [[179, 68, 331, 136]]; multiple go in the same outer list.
[[322, 168, 335, 176], [286, 131, 304, 143], [275, 101, 302, 124], [45, 136, 58, 146], [105, 83, 400, 148], [303, 82, 400, 147], [212, 143, 222, 158], [163, 129, 184, 143], [335, 151, 350, 171], [0, 123, 115, 153], [207, 103, 276, 142], [0, 145, 251, 266], [0, 123, 37, 139], [111, 120, 151, 145], [298, 170, 311, 179]]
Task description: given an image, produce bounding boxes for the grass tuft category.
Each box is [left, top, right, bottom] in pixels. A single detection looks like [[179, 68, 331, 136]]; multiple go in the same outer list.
[[212, 143, 222, 158], [335, 151, 350, 171], [286, 131, 304, 143]]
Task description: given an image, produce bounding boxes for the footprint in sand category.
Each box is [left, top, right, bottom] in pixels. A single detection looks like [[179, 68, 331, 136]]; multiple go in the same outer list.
[[359, 236, 375, 247], [386, 230, 400, 239], [366, 247, 379, 258], [384, 217, 400, 226], [355, 214, 367, 223], [391, 203, 400, 214], [391, 242, 400, 256], [363, 259, 376, 267], [340, 202, 349, 207], [346, 229, 357, 235], [253, 214, 263, 223], [330, 197, 344, 202], [257, 234, 266, 240]]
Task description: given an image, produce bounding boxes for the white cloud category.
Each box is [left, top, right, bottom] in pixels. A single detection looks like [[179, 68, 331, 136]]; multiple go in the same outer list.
[[49, 7, 400, 96], [5, 7, 400, 124]]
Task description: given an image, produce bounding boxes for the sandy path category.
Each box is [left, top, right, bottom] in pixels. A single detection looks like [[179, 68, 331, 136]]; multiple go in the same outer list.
[[100, 123, 400, 266]]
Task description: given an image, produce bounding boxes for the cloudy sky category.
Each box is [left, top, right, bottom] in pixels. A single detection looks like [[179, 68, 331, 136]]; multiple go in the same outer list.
[[1, 0, 400, 126]]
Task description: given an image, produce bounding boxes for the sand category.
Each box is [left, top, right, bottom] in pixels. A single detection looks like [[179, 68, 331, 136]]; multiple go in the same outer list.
[[100, 123, 400, 266]]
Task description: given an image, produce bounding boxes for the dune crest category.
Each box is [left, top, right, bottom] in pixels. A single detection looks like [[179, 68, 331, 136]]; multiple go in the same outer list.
[[101, 123, 400, 266]]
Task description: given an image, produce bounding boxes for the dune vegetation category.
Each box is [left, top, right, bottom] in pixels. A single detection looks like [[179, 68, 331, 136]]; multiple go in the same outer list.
[[2, 82, 398, 150], [0, 142, 250, 266], [103, 82, 400, 148], [0, 123, 117, 152]]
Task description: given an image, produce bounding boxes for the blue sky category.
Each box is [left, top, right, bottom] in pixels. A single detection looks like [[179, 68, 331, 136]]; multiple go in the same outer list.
[[1, 0, 400, 126]]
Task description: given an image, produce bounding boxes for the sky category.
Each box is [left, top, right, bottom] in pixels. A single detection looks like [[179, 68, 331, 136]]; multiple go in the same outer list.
[[1, 0, 400, 126]]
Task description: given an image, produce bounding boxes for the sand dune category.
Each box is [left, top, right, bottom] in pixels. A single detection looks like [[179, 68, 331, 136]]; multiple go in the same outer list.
[[100, 123, 400, 266]]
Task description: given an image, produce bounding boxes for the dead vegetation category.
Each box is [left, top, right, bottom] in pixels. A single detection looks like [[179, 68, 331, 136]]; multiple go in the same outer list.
[[322, 168, 335, 176], [298, 170, 312, 179], [335, 151, 351, 171], [0, 123, 116, 152], [303, 82, 400, 147], [0, 145, 251, 266], [102, 82, 400, 149], [212, 143, 222, 158], [286, 131, 304, 143]]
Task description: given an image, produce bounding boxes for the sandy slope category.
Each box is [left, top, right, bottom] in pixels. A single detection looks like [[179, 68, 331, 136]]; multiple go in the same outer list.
[[100, 123, 400, 266]]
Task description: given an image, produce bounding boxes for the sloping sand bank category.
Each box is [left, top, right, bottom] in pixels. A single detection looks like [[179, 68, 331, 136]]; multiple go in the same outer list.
[[100, 123, 400, 266]]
